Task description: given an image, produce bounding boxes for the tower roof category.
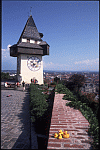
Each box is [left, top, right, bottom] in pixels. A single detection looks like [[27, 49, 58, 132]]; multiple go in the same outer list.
[[10, 15, 49, 56], [17, 15, 41, 44]]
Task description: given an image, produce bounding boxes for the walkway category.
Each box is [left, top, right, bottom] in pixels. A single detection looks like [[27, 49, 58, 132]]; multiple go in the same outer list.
[[47, 93, 92, 149], [1, 89, 31, 149]]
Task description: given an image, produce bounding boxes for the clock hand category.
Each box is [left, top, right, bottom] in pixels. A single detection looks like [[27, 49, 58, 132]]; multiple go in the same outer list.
[[33, 63, 35, 66]]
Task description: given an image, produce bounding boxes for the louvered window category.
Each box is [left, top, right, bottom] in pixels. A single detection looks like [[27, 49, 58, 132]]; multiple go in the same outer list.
[[30, 39, 35, 43], [22, 38, 27, 42], [37, 41, 41, 44]]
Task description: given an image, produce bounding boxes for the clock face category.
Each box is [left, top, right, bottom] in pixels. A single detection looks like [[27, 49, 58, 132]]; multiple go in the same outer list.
[[27, 56, 41, 71]]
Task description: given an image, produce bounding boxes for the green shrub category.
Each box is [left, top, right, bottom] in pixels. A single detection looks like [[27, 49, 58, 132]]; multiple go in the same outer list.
[[30, 84, 48, 122], [55, 84, 66, 93], [55, 83, 73, 94], [74, 92, 99, 120]]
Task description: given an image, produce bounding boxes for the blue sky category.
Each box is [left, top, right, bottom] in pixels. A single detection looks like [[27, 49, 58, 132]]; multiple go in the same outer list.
[[2, 1, 99, 71]]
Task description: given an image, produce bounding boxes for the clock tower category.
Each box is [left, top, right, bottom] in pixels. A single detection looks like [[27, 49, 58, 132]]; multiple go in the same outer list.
[[10, 15, 49, 84]]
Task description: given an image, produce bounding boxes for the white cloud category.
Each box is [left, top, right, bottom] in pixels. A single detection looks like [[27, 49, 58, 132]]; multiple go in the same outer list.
[[43, 61, 70, 70], [2, 44, 17, 70], [2, 44, 12, 61], [74, 58, 99, 65], [1, 48, 6, 51], [2, 44, 11, 52], [7, 44, 11, 51]]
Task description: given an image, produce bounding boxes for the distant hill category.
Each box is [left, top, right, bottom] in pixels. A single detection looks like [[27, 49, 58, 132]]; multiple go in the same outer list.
[[2, 69, 98, 74], [2, 70, 17, 74]]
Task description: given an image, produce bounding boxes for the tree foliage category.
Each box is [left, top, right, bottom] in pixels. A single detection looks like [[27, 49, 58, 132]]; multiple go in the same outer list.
[[54, 76, 60, 83], [1, 72, 16, 80], [1, 72, 10, 79], [69, 74, 85, 92]]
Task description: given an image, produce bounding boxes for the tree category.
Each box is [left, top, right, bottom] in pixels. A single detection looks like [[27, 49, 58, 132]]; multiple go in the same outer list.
[[65, 81, 75, 91], [1, 72, 10, 80], [69, 74, 85, 92], [54, 77, 60, 84]]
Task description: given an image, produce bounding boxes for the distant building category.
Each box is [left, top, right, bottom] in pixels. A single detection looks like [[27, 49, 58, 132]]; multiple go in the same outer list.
[[81, 82, 96, 93], [94, 94, 99, 101]]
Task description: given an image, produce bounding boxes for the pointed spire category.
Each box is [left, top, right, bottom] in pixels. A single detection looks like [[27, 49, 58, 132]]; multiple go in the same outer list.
[[17, 15, 41, 44], [26, 15, 36, 27]]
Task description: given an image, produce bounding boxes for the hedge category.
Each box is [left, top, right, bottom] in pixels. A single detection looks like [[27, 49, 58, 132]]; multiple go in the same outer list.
[[30, 84, 48, 122]]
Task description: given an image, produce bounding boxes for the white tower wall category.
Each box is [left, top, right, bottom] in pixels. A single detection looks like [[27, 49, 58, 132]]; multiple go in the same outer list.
[[17, 54, 43, 84]]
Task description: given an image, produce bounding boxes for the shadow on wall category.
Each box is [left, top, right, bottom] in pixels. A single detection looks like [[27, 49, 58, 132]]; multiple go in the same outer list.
[[36, 89, 55, 149], [12, 90, 31, 149]]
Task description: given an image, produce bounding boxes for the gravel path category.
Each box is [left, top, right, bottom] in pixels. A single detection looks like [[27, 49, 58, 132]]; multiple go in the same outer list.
[[1, 89, 31, 149]]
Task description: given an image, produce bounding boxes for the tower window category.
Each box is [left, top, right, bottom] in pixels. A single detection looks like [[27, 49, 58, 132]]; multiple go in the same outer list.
[[30, 39, 35, 43], [37, 41, 41, 44], [22, 38, 27, 42]]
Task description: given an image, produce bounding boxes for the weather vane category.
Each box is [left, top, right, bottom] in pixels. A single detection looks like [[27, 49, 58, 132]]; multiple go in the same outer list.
[[30, 7, 32, 16], [28, 12, 29, 17]]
